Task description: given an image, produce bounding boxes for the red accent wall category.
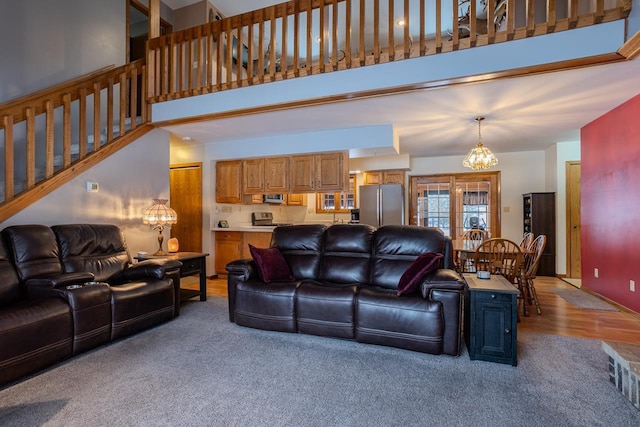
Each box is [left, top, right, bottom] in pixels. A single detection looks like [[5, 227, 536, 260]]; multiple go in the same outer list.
[[581, 93, 640, 313]]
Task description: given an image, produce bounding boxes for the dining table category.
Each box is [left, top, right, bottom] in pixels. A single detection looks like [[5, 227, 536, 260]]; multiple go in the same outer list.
[[453, 239, 535, 316]]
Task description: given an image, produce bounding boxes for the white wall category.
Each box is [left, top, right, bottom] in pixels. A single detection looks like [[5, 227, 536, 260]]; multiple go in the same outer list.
[[0, 129, 172, 256]]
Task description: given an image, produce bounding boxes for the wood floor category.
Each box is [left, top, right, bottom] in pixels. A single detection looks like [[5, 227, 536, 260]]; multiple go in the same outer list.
[[182, 275, 640, 345]]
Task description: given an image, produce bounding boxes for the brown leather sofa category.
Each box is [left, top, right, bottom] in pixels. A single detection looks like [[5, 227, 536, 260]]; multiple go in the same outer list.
[[0, 224, 181, 386], [226, 224, 465, 356]]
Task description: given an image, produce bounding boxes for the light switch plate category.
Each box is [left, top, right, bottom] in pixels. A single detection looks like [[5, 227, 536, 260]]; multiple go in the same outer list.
[[86, 181, 99, 192]]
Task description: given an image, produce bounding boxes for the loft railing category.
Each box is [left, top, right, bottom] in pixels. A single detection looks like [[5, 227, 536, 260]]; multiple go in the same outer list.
[[0, 60, 151, 220], [146, 0, 631, 103]]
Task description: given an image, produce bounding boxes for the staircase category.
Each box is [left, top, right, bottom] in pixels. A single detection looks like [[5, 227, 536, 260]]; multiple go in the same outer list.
[[0, 60, 151, 222]]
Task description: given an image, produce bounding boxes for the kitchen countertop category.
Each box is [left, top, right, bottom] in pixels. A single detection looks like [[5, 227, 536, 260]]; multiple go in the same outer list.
[[212, 226, 276, 232]]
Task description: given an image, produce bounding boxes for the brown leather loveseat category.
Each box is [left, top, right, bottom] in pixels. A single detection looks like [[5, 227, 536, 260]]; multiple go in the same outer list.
[[226, 224, 465, 356], [0, 224, 181, 386]]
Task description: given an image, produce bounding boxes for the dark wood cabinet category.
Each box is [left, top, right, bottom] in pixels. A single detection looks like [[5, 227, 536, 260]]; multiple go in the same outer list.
[[464, 274, 519, 366], [523, 192, 556, 276]]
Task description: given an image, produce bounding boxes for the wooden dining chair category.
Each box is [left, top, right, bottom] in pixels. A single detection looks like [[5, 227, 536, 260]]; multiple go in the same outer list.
[[519, 232, 534, 249], [521, 235, 547, 315], [458, 229, 490, 272], [473, 238, 524, 286]]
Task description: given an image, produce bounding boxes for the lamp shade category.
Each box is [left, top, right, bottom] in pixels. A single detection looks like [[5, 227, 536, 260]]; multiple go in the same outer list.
[[142, 199, 177, 228]]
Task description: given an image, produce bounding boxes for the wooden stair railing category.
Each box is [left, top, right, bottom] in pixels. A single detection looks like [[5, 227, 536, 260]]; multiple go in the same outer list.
[[146, 0, 631, 103], [0, 60, 151, 222]]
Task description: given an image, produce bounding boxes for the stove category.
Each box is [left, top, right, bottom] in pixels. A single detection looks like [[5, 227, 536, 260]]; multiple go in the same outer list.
[[251, 212, 292, 227]]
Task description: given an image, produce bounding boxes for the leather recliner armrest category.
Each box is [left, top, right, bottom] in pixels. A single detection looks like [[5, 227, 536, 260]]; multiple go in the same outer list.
[[420, 268, 465, 298], [122, 259, 182, 281], [25, 272, 95, 288], [225, 259, 257, 281]]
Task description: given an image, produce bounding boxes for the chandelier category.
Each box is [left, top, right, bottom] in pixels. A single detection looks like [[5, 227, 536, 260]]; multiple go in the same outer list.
[[463, 117, 498, 170]]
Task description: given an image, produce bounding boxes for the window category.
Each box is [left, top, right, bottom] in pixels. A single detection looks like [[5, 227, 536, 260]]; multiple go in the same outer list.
[[316, 175, 356, 213], [409, 172, 501, 239]]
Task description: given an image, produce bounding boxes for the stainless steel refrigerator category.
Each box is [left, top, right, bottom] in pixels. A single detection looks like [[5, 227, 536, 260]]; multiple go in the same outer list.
[[358, 184, 405, 227]]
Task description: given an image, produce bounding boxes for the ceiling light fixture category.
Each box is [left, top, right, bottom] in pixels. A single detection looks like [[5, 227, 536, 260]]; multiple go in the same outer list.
[[462, 117, 498, 170]]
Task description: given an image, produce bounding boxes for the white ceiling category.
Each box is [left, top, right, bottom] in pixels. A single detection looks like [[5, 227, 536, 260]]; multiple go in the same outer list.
[[160, 1, 640, 158]]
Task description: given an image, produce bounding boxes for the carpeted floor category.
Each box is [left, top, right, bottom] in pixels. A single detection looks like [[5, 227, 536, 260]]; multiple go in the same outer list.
[[1, 298, 638, 426], [550, 287, 619, 311]]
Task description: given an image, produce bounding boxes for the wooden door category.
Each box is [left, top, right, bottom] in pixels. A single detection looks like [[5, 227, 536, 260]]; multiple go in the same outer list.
[[566, 161, 581, 278], [170, 163, 202, 252]]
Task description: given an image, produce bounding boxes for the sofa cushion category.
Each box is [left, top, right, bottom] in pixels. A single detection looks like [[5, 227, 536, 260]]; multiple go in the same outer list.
[[52, 224, 131, 283], [296, 280, 358, 338], [248, 244, 295, 283], [235, 279, 299, 332], [2, 225, 64, 282], [0, 239, 24, 307], [272, 224, 326, 280], [371, 225, 447, 290], [355, 287, 444, 354], [397, 252, 443, 296], [320, 224, 374, 284]]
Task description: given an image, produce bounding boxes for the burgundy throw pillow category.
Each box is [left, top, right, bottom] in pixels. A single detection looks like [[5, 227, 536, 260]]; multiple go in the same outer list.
[[248, 244, 295, 283], [397, 252, 443, 296]]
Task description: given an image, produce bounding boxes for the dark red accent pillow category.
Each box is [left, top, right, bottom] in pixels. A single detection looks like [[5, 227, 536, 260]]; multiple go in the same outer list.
[[397, 252, 443, 296], [248, 244, 295, 283]]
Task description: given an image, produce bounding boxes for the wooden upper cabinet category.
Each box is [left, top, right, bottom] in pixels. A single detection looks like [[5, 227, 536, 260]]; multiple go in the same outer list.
[[363, 169, 405, 186], [290, 152, 349, 193], [243, 159, 265, 194], [315, 152, 348, 192], [216, 160, 244, 203], [264, 156, 289, 193], [289, 154, 316, 193], [382, 170, 405, 185]]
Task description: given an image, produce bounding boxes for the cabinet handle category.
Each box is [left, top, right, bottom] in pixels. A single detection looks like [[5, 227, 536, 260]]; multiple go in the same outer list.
[[505, 329, 511, 334], [491, 294, 496, 299]]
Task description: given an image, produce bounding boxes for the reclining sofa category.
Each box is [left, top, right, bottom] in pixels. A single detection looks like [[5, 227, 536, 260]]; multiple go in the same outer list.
[[226, 224, 465, 356], [0, 224, 181, 386]]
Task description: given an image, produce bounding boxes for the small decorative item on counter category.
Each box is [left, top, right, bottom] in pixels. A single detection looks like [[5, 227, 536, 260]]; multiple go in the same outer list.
[[167, 238, 179, 253], [477, 270, 491, 279]]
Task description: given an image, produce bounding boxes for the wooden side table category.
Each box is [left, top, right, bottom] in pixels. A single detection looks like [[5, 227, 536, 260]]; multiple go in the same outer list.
[[137, 252, 209, 310], [464, 273, 519, 366]]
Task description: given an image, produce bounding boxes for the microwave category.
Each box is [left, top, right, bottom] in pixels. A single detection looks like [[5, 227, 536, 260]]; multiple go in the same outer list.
[[263, 194, 284, 204]]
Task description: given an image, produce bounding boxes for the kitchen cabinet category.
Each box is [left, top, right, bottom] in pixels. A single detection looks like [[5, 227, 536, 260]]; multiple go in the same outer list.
[[214, 230, 272, 275], [285, 193, 306, 206], [363, 170, 405, 186], [290, 152, 348, 193], [243, 157, 289, 194], [243, 159, 265, 194], [523, 192, 556, 276], [216, 160, 244, 204], [214, 231, 241, 275], [265, 157, 289, 193]]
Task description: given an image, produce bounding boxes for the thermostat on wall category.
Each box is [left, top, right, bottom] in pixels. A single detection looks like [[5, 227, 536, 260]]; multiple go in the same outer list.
[[86, 181, 99, 192]]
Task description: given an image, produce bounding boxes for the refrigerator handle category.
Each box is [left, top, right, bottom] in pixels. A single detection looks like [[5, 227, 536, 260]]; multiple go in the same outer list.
[[378, 188, 382, 227]]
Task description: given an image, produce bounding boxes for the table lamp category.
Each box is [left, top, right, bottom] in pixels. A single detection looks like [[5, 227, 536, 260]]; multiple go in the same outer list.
[[142, 199, 177, 255]]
